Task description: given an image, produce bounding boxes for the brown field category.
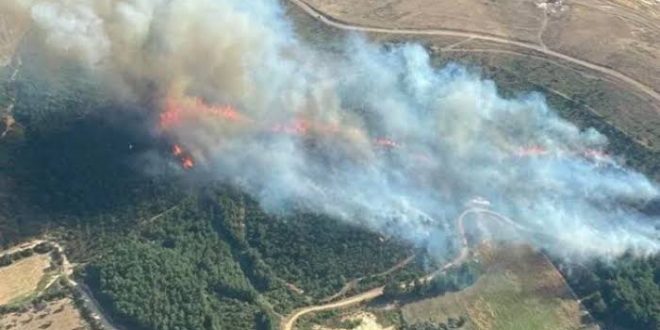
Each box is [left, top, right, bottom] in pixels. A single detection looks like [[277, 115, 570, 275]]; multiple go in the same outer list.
[[293, 0, 660, 152], [0, 3, 30, 67], [0, 255, 51, 305], [400, 244, 593, 330], [0, 298, 88, 330], [303, 0, 660, 90], [426, 45, 660, 151]]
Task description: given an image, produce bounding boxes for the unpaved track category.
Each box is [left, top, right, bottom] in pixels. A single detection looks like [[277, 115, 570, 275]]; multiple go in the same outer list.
[[288, 0, 660, 106], [47, 241, 122, 330], [320, 254, 415, 303], [281, 287, 384, 330], [281, 207, 498, 330], [1, 240, 121, 330]]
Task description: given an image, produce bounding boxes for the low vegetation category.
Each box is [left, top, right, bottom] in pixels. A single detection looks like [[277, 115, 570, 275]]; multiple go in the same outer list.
[[400, 244, 589, 330], [0, 254, 51, 305], [384, 261, 482, 301], [0, 298, 87, 330], [430, 50, 660, 181]]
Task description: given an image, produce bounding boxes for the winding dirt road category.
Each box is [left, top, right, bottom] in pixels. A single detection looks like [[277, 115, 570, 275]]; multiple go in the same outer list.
[[47, 241, 122, 330], [2, 240, 121, 330], [288, 0, 660, 106], [280, 206, 502, 330], [281, 287, 385, 330]]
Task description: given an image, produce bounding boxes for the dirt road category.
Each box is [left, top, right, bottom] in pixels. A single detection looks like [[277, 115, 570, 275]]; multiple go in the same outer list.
[[321, 254, 415, 303], [1, 240, 121, 330], [46, 241, 122, 330], [281, 287, 385, 330], [288, 0, 660, 106], [280, 206, 537, 329], [280, 207, 491, 330]]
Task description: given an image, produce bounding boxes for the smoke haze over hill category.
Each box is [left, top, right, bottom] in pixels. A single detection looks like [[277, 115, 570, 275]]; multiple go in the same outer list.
[[3, 0, 658, 260]]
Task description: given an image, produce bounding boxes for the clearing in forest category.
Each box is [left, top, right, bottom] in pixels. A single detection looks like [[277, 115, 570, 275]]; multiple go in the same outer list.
[[0, 254, 51, 305], [401, 244, 595, 330], [0, 298, 88, 330]]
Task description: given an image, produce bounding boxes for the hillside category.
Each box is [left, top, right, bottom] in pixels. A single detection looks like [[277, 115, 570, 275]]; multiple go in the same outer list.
[[0, 1, 659, 330]]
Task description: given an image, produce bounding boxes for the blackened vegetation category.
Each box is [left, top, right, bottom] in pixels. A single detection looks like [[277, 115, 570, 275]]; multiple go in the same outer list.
[[17, 110, 159, 212], [0, 105, 184, 251], [0, 59, 184, 249]]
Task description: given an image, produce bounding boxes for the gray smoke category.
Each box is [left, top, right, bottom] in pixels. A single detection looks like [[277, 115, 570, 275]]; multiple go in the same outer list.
[[5, 0, 659, 260]]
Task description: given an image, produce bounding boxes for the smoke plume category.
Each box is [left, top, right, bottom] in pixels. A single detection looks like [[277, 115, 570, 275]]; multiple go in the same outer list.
[[4, 0, 659, 260]]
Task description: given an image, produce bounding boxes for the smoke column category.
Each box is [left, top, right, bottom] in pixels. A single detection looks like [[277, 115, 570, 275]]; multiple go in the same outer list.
[[4, 0, 658, 260]]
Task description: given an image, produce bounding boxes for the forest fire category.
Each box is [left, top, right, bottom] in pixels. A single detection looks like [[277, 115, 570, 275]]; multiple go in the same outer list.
[[181, 156, 195, 169], [169, 143, 195, 169], [514, 145, 611, 163], [160, 96, 610, 171], [159, 95, 246, 130], [515, 145, 549, 157], [172, 144, 183, 156], [375, 138, 398, 149], [160, 96, 246, 170], [271, 119, 311, 135], [160, 95, 328, 137]]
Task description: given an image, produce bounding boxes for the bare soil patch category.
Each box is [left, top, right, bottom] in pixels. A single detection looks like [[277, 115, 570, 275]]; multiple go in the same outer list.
[[0, 255, 50, 305], [0, 4, 30, 67], [313, 312, 395, 330], [0, 298, 88, 330]]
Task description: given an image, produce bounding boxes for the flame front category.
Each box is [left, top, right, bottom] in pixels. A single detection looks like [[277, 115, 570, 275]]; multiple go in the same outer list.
[[160, 96, 246, 130], [160, 94, 611, 171]]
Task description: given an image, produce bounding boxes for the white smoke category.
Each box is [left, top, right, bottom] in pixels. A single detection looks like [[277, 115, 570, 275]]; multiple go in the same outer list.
[[6, 0, 659, 260]]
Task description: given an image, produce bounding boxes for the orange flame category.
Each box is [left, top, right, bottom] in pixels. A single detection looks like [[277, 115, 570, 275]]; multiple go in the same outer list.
[[172, 144, 183, 156], [160, 96, 245, 130], [375, 138, 398, 148], [583, 149, 609, 160], [515, 146, 548, 157], [271, 119, 310, 135], [182, 156, 195, 169], [168, 143, 195, 170], [160, 93, 408, 170]]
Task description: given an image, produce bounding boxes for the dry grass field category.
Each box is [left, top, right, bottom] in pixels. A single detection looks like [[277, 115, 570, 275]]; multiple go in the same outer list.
[[303, 0, 660, 90], [426, 45, 660, 151], [400, 244, 593, 330], [0, 298, 88, 330], [293, 0, 660, 153], [0, 3, 29, 68], [0, 254, 51, 306]]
